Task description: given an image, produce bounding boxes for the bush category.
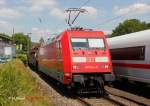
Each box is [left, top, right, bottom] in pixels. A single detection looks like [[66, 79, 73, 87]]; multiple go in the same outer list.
[[16, 54, 27, 64]]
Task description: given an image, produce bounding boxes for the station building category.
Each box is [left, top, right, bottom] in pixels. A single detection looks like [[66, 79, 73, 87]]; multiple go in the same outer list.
[[0, 34, 15, 62], [0, 34, 12, 55]]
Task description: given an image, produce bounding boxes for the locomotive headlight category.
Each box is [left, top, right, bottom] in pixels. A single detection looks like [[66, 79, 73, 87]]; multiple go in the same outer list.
[[104, 65, 109, 68], [95, 57, 108, 62], [65, 73, 71, 77], [101, 64, 109, 68]]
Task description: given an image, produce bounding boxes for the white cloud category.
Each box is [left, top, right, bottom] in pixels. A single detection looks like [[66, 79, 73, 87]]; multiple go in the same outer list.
[[0, 0, 5, 5], [31, 27, 52, 42], [0, 20, 10, 28], [31, 27, 63, 42], [50, 8, 66, 20], [23, 1, 98, 20], [0, 20, 12, 32], [82, 6, 98, 16], [0, 8, 22, 18], [23, 0, 66, 20], [25, 0, 57, 12], [0, 0, 23, 19], [31, 0, 56, 7], [115, 3, 150, 15]]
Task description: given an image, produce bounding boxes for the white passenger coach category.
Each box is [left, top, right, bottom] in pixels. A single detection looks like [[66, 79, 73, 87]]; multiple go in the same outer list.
[[107, 29, 150, 84]]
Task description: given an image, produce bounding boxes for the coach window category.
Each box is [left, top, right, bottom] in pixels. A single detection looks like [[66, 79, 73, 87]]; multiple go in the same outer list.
[[56, 42, 58, 49], [56, 41, 62, 59], [59, 41, 62, 49], [56, 41, 61, 49], [111, 46, 145, 60]]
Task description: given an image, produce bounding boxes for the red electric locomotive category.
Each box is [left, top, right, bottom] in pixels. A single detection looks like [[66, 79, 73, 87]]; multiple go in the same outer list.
[[37, 28, 114, 94]]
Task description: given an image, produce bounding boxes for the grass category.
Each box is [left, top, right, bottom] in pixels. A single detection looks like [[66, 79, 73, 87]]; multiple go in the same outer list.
[[0, 59, 53, 106]]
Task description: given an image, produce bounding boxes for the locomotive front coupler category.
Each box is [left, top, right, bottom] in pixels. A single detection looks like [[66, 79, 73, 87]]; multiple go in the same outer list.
[[71, 74, 106, 95]]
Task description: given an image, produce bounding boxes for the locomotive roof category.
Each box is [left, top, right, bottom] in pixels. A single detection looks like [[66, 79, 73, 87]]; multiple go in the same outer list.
[[107, 29, 150, 49], [55, 29, 104, 40], [42, 29, 105, 46]]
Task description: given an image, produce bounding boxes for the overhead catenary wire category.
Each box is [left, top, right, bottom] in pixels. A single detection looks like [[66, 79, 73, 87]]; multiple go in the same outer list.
[[93, 12, 134, 33], [97, 14, 130, 27], [96, 2, 150, 28], [49, 0, 92, 32], [80, 0, 91, 8], [31, 0, 92, 42]]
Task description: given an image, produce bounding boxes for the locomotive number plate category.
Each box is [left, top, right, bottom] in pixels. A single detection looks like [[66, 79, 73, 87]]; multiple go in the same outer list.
[[86, 57, 95, 62]]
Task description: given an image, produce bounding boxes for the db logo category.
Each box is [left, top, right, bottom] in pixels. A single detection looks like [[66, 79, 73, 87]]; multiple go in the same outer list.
[[86, 57, 95, 62]]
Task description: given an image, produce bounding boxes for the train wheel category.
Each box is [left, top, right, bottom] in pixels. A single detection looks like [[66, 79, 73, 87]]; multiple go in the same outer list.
[[27, 61, 30, 67], [96, 79, 105, 96], [107, 81, 114, 87], [27, 59, 31, 67], [35, 61, 39, 73]]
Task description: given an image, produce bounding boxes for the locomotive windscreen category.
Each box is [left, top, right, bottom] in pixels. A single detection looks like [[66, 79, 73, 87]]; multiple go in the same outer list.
[[71, 38, 105, 50]]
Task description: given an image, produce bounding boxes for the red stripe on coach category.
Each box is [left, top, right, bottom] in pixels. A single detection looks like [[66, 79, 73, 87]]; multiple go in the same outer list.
[[113, 63, 150, 69]]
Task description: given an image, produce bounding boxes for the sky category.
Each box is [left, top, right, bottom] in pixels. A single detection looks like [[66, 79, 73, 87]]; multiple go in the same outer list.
[[0, 0, 150, 42]]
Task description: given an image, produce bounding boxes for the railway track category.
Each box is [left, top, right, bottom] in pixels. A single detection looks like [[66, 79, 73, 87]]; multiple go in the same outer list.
[[29, 67, 150, 106], [75, 86, 150, 106], [75, 95, 136, 106], [105, 86, 150, 106], [31, 69, 124, 106]]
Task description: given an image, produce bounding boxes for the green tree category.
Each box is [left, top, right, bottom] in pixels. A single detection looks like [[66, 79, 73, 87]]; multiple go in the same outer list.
[[111, 19, 150, 37], [12, 33, 32, 53], [147, 23, 150, 28]]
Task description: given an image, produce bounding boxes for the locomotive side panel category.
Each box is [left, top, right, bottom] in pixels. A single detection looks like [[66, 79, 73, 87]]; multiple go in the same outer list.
[[55, 40, 64, 83], [38, 32, 73, 84], [38, 42, 65, 83]]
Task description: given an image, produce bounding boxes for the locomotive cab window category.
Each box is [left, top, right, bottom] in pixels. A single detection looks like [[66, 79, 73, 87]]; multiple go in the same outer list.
[[71, 38, 105, 50], [71, 38, 88, 50], [88, 38, 105, 49]]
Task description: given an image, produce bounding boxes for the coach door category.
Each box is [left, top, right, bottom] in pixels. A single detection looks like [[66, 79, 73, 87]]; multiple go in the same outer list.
[[56, 41, 63, 82]]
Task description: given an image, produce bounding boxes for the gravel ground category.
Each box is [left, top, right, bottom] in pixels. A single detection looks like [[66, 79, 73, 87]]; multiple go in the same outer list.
[[27, 67, 144, 106], [27, 67, 84, 106]]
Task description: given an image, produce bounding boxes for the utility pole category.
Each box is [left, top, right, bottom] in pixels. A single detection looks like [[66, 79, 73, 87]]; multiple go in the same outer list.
[[12, 27, 15, 35], [12, 27, 15, 44], [27, 33, 32, 52]]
